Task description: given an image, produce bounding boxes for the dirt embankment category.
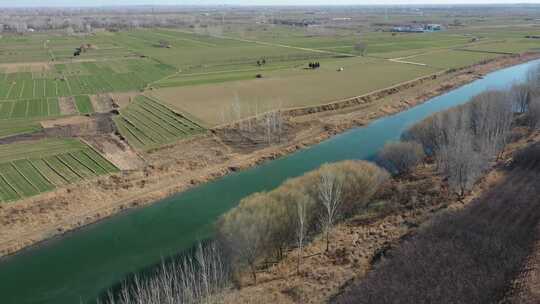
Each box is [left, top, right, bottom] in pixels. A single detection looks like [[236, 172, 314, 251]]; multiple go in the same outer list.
[[0, 53, 539, 258], [219, 130, 540, 304]]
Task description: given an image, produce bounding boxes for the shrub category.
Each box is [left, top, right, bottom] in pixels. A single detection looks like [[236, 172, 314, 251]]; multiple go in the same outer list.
[[377, 141, 425, 175], [217, 160, 388, 282]]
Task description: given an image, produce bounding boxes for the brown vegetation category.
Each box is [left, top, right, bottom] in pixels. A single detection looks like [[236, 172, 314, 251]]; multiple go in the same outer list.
[[376, 141, 425, 175], [335, 141, 540, 304], [217, 161, 388, 284]]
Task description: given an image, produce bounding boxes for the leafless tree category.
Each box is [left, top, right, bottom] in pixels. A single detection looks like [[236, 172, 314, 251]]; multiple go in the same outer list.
[[264, 110, 284, 145], [469, 91, 513, 159], [511, 83, 532, 113], [296, 197, 308, 274], [318, 170, 343, 252], [528, 97, 540, 130], [100, 242, 229, 304], [527, 63, 540, 91], [439, 128, 483, 197]]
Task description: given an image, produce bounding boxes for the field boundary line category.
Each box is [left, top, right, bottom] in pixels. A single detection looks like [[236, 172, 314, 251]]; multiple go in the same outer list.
[[11, 162, 40, 193], [452, 48, 516, 56], [69, 152, 99, 175], [42, 158, 70, 184], [29, 160, 56, 187], [152, 30, 218, 47], [0, 172, 20, 200], [79, 150, 108, 173], [56, 155, 84, 179], [5, 82, 13, 100]]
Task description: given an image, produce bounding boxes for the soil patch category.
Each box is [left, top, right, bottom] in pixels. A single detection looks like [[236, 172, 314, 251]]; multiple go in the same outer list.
[[89, 94, 115, 113], [82, 134, 145, 170], [58, 97, 78, 115]]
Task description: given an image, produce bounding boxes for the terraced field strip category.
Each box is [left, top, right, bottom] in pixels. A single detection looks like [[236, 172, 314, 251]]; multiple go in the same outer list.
[[115, 95, 205, 150], [0, 58, 176, 102], [0, 98, 61, 119], [0, 139, 119, 202], [74, 95, 94, 114]]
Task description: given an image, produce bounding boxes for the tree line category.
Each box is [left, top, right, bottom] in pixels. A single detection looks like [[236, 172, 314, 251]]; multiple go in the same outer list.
[[377, 63, 540, 196], [217, 160, 389, 283]]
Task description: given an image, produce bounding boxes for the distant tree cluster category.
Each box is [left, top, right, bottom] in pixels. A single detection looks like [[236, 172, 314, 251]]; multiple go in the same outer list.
[[217, 160, 388, 283], [309, 62, 321, 69]]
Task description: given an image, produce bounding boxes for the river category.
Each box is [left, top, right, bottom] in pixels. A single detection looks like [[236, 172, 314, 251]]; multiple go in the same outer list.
[[0, 59, 538, 304]]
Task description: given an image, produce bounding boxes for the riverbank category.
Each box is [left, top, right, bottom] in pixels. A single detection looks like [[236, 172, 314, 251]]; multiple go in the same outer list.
[[1, 52, 539, 258], [218, 128, 540, 304]]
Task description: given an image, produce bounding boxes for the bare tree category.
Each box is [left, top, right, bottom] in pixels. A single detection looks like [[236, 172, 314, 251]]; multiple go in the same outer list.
[[264, 110, 284, 145], [296, 197, 308, 274], [511, 83, 532, 113], [101, 242, 229, 304], [469, 91, 513, 159], [527, 63, 540, 91], [528, 97, 540, 130], [318, 170, 343, 252], [439, 129, 483, 197]]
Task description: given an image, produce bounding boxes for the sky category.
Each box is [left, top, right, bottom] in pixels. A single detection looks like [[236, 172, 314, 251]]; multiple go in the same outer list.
[[1, 0, 540, 7]]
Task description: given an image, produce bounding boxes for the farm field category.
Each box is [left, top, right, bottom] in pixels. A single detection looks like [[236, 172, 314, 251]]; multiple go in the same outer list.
[[408, 49, 501, 69], [0, 33, 135, 64], [0, 138, 118, 202], [0, 120, 42, 139], [151, 56, 437, 125], [74, 95, 94, 114], [114, 95, 206, 150], [0, 59, 176, 102], [0, 98, 61, 119]]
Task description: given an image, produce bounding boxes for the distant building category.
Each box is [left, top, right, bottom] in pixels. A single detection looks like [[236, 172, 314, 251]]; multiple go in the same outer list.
[[425, 24, 443, 32], [391, 25, 425, 33], [391, 24, 443, 33]]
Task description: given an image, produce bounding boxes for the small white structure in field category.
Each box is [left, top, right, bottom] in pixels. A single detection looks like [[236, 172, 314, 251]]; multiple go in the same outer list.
[[337, 67, 344, 72]]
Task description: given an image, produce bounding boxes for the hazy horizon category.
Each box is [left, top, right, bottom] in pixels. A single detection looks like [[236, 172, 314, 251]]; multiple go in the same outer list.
[[2, 0, 540, 8]]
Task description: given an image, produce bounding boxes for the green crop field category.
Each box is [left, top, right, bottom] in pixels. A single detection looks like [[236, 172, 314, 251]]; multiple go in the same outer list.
[[74, 95, 94, 114], [0, 59, 176, 102], [0, 119, 42, 139], [0, 19, 538, 151], [0, 138, 118, 202], [0, 98, 61, 120], [114, 95, 206, 150]]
